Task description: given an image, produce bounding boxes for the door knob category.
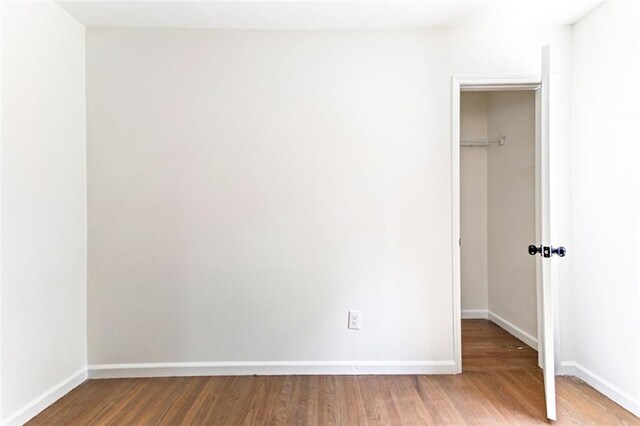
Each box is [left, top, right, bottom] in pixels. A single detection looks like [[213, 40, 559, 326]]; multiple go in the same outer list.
[[528, 244, 566, 257]]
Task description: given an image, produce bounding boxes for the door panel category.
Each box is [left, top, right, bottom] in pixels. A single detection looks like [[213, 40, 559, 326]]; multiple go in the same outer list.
[[539, 45, 557, 421]]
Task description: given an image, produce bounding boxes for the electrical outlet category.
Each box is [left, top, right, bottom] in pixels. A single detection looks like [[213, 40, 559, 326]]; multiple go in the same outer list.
[[348, 310, 361, 330]]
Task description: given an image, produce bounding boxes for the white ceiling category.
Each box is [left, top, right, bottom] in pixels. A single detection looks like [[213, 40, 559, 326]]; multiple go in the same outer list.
[[56, 0, 603, 30]]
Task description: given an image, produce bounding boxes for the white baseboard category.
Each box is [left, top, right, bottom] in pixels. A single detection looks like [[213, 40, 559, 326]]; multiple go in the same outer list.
[[88, 360, 457, 379], [487, 311, 538, 350], [1, 367, 87, 426], [559, 361, 640, 418], [461, 309, 488, 319]]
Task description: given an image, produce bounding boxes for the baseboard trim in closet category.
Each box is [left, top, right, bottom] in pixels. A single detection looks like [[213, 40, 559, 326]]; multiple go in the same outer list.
[[461, 309, 489, 319], [487, 311, 538, 350]]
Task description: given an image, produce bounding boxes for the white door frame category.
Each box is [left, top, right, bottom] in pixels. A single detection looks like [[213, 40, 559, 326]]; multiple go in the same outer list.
[[451, 75, 544, 374]]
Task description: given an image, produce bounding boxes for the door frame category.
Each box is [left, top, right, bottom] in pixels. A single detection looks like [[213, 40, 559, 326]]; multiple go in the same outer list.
[[451, 75, 545, 374]]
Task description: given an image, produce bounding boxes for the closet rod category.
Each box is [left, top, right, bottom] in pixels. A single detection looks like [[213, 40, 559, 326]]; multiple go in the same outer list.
[[460, 136, 506, 147]]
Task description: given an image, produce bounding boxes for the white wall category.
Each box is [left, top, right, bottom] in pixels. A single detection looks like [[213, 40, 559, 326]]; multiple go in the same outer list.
[[486, 91, 537, 340], [0, 2, 86, 423], [460, 92, 489, 314], [568, 1, 640, 415], [86, 27, 572, 369], [87, 28, 452, 365]]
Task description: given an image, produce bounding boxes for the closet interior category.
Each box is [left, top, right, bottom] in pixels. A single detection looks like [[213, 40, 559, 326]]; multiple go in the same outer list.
[[460, 90, 539, 368]]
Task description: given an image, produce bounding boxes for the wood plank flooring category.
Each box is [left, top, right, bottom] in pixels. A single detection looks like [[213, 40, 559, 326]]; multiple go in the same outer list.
[[29, 320, 639, 425], [462, 319, 539, 372]]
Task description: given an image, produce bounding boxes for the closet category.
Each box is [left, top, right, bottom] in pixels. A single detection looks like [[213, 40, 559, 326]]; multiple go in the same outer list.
[[460, 90, 538, 358]]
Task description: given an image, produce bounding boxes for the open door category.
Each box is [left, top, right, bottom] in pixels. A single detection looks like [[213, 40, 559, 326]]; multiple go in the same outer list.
[[532, 45, 562, 421], [540, 44, 556, 422]]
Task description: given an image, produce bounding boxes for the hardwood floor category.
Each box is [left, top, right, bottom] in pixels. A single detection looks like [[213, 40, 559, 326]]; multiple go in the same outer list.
[[29, 320, 639, 425], [462, 319, 539, 372]]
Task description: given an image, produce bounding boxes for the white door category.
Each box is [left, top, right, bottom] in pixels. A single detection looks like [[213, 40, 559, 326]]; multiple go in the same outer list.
[[536, 45, 560, 421]]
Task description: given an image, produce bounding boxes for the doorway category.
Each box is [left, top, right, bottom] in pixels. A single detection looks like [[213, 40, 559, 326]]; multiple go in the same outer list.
[[459, 90, 539, 371], [450, 58, 559, 421]]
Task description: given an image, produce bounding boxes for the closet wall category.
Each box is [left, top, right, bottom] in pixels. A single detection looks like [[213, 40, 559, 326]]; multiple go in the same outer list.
[[460, 91, 537, 346], [486, 91, 537, 343], [460, 92, 489, 315]]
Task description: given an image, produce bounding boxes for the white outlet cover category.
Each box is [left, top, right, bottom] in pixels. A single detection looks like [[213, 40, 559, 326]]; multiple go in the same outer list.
[[348, 310, 361, 330]]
